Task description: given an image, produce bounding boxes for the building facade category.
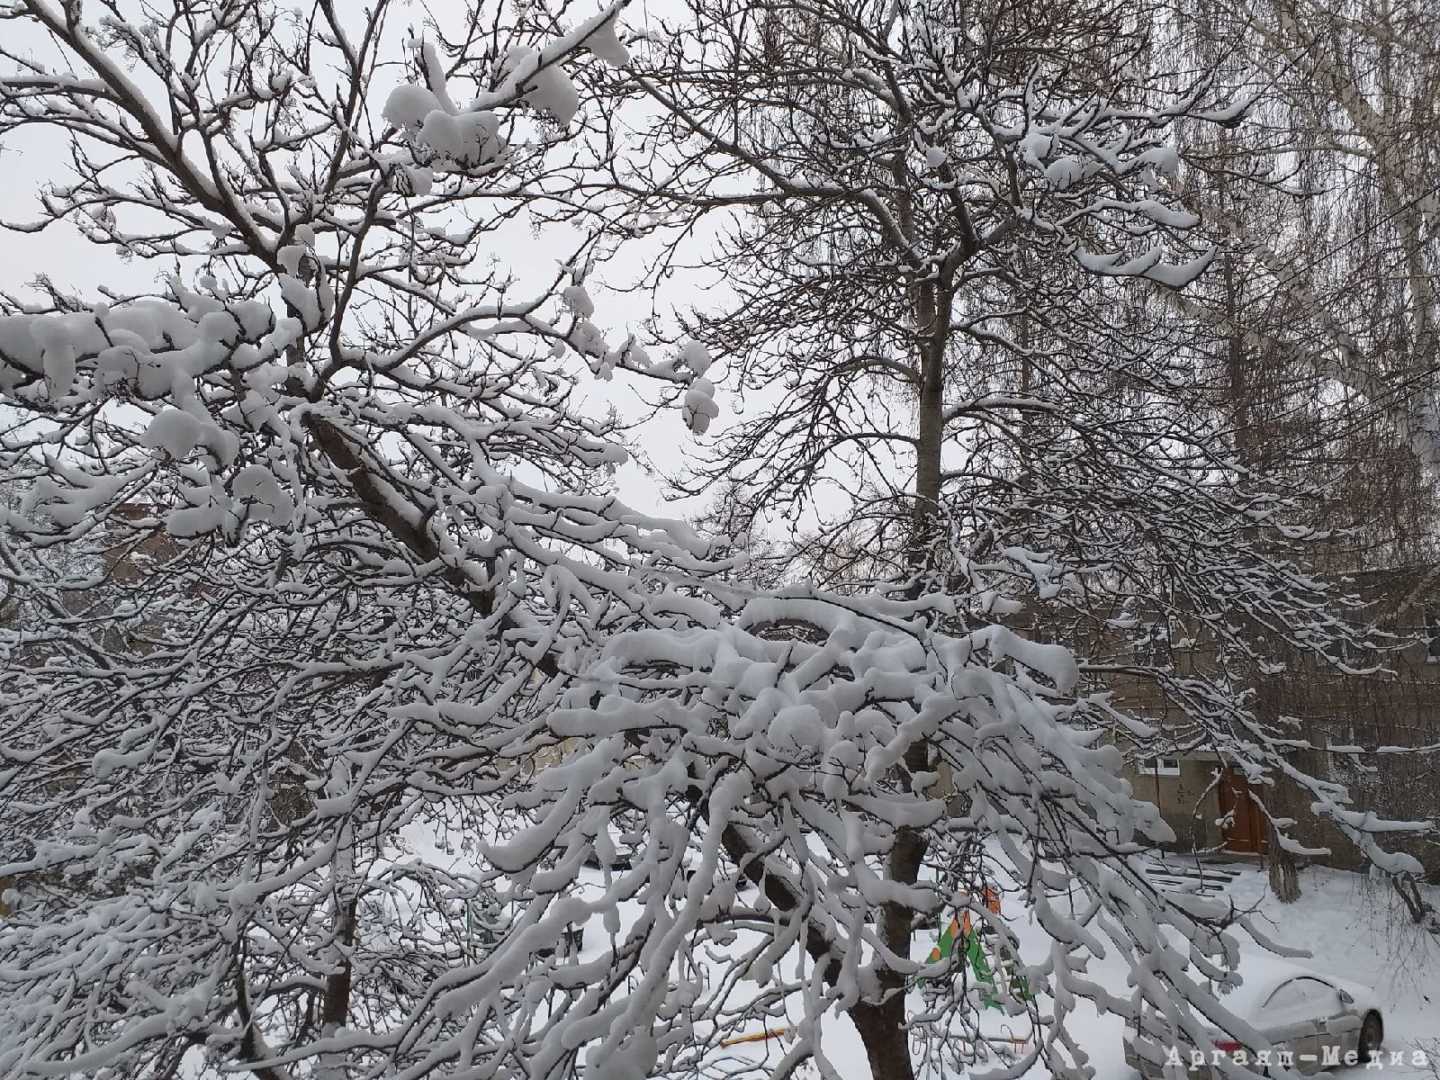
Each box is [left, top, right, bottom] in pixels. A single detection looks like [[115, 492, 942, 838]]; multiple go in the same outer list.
[[1112, 565, 1440, 876]]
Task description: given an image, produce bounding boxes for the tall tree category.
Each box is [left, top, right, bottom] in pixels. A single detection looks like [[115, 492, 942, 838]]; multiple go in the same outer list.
[[1164, 0, 1440, 906], [0, 1, 720, 1075], [576, 0, 1430, 1075]]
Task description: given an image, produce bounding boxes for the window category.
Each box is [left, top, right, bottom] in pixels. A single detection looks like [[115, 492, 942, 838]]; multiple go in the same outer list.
[[1132, 621, 1172, 666], [1425, 608, 1440, 663], [1145, 756, 1181, 777], [1262, 977, 1339, 1016]]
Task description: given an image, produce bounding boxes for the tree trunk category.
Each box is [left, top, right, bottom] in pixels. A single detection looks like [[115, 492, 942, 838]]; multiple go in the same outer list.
[[853, 267, 951, 1080], [1267, 822, 1301, 903], [1391, 873, 1440, 932], [1221, 169, 1305, 905], [852, 997, 917, 1080]]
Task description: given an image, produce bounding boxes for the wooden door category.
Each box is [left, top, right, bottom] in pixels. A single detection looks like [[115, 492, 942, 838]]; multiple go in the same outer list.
[[1217, 767, 1268, 853]]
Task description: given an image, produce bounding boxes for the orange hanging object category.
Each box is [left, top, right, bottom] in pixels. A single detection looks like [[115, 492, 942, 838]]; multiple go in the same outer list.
[[927, 913, 964, 964], [720, 1027, 789, 1047]]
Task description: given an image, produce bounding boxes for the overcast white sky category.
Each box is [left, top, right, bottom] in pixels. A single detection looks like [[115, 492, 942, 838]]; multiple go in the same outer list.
[[0, 2, 742, 525]]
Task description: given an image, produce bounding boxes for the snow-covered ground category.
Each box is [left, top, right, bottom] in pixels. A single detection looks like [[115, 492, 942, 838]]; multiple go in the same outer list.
[[1015, 863, 1440, 1080], [636, 860, 1439, 1079], [406, 816, 1439, 1080]]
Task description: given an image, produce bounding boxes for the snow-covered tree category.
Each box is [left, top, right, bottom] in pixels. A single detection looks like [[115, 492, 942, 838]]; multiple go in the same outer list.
[[571, 0, 1438, 1070], [0, 2, 1430, 1080], [0, 1, 721, 1075], [1160, 0, 1440, 907], [594, 0, 1396, 784]]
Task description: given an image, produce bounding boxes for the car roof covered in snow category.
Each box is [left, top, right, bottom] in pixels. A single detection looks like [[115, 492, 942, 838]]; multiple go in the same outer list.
[[1209, 955, 1377, 1020]]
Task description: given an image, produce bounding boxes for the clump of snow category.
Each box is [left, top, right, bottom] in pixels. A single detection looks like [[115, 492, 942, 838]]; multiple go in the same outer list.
[[383, 84, 442, 131], [166, 479, 230, 538], [569, 319, 608, 362], [404, 165, 434, 196], [32, 319, 78, 399], [1076, 243, 1215, 290], [417, 39, 459, 114], [678, 338, 712, 377], [562, 284, 595, 319], [583, 18, 630, 67], [419, 109, 503, 168], [94, 344, 171, 399], [586, 1031, 657, 1080], [1135, 199, 1200, 228], [1045, 157, 1085, 191], [1019, 128, 1055, 166], [673, 342, 720, 434], [618, 337, 650, 369], [141, 408, 239, 466], [233, 464, 295, 526], [278, 270, 333, 331], [24, 471, 130, 528], [277, 243, 308, 275], [502, 46, 580, 125], [683, 377, 719, 434], [1132, 144, 1181, 181]]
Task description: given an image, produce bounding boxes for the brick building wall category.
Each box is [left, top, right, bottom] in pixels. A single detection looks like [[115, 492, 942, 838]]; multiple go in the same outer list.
[[1105, 566, 1440, 877]]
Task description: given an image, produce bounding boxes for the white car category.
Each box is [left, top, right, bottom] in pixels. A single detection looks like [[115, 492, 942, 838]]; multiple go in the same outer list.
[[1124, 967, 1384, 1078]]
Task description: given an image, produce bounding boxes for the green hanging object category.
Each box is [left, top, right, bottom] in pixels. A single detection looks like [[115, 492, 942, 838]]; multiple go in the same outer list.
[[966, 930, 1003, 1010], [922, 914, 998, 1006], [966, 931, 993, 983], [921, 898, 1036, 1010], [1002, 958, 1034, 1004], [925, 914, 963, 965]]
